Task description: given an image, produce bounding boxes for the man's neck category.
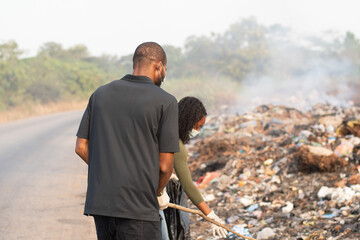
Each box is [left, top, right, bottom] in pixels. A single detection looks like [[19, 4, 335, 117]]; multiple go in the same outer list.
[[133, 68, 156, 84]]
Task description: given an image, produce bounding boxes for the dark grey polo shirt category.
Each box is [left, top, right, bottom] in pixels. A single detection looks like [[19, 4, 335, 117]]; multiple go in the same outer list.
[[76, 74, 179, 221]]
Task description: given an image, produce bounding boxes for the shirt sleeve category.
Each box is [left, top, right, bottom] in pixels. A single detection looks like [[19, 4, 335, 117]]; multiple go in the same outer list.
[[76, 94, 93, 139], [157, 98, 180, 153], [174, 140, 204, 205]]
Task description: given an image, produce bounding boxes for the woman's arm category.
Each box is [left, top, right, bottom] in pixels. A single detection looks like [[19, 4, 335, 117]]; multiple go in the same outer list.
[[174, 141, 206, 212], [196, 201, 211, 215], [174, 140, 228, 238]]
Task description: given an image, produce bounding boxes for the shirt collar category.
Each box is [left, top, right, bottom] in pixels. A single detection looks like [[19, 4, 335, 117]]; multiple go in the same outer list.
[[122, 74, 154, 84]]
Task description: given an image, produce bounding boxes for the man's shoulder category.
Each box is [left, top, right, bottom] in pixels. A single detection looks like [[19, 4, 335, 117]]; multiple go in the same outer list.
[[155, 87, 177, 103], [92, 76, 177, 104], [91, 79, 123, 96]]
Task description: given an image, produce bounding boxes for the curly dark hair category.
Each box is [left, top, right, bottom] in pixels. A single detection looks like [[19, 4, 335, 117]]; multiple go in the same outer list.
[[178, 97, 207, 144]]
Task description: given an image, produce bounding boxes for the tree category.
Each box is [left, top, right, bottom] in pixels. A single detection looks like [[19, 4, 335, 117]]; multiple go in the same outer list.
[[38, 42, 67, 59], [0, 41, 23, 62], [67, 44, 90, 60], [162, 45, 185, 79], [183, 18, 269, 81], [342, 32, 360, 64]]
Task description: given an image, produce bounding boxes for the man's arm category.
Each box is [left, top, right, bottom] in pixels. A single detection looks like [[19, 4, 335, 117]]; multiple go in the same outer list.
[[156, 152, 174, 195], [75, 137, 89, 165]]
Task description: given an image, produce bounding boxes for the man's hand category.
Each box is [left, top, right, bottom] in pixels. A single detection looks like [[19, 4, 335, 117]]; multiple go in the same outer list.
[[157, 188, 170, 210], [170, 173, 178, 180]]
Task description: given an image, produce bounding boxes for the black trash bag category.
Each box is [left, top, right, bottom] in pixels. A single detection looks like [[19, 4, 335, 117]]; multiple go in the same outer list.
[[163, 179, 191, 240]]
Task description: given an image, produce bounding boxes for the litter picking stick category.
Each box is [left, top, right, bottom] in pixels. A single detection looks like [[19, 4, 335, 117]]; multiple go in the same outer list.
[[168, 203, 257, 240]]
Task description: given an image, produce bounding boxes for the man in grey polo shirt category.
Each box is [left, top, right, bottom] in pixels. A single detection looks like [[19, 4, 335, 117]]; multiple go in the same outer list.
[[75, 42, 179, 240]]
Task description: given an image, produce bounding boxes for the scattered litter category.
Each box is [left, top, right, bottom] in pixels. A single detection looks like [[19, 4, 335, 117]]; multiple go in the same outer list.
[[257, 227, 276, 239], [227, 225, 252, 239], [282, 201, 294, 213], [184, 104, 360, 239]]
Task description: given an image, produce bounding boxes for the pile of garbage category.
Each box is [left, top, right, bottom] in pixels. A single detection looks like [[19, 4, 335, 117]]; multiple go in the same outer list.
[[185, 104, 360, 240]]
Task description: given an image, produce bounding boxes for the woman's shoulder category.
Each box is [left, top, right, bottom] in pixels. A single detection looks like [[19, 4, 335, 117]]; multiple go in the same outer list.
[[176, 139, 187, 157]]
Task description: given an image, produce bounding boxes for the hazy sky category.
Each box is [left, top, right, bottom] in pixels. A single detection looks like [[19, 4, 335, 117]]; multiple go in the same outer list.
[[1, 0, 359, 57]]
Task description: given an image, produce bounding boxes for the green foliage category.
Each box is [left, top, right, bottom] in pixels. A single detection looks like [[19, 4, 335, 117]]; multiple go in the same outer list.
[[342, 32, 360, 76], [0, 41, 127, 111], [183, 17, 268, 81], [163, 76, 241, 112], [162, 45, 185, 79], [0, 41, 23, 62], [27, 81, 61, 104], [0, 18, 359, 112]]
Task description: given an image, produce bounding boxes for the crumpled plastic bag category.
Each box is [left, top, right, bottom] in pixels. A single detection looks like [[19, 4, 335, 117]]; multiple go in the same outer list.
[[163, 179, 190, 240], [226, 225, 252, 239]]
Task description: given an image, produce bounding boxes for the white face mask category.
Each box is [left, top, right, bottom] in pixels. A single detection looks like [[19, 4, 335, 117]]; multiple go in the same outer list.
[[189, 129, 200, 138]]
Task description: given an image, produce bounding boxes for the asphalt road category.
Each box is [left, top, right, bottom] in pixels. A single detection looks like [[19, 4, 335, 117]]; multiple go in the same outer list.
[[0, 110, 96, 240]]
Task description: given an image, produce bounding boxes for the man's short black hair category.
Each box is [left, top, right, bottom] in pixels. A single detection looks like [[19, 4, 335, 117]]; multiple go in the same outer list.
[[133, 42, 167, 69]]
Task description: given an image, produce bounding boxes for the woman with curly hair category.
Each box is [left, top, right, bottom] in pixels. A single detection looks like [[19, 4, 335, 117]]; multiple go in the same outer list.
[[160, 96, 227, 240]]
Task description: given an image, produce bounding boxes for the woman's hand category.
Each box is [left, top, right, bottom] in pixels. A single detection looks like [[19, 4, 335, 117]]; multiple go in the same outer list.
[[207, 210, 228, 238]]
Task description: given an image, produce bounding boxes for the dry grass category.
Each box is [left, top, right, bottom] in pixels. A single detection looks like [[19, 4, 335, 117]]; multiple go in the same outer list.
[[163, 77, 241, 113], [0, 100, 88, 124], [0, 77, 241, 124]]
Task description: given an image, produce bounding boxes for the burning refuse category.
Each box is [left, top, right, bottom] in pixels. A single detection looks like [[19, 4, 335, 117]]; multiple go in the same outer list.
[[184, 103, 360, 240]]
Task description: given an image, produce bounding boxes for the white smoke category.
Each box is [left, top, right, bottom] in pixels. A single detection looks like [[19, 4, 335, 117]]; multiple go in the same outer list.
[[235, 33, 356, 113]]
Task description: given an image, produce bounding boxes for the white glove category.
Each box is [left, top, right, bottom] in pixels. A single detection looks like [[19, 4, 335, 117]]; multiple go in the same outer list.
[[206, 210, 228, 238], [170, 173, 179, 180], [157, 188, 170, 210]]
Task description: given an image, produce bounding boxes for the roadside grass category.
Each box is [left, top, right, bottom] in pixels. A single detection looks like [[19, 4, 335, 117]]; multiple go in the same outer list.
[[0, 77, 242, 123], [0, 100, 87, 124]]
